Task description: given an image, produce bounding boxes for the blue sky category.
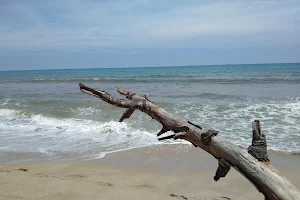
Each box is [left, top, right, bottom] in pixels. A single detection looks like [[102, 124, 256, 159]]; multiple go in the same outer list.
[[0, 0, 300, 70]]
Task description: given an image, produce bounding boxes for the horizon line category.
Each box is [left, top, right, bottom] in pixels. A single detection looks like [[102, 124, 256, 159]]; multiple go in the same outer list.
[[1, 62, 299, 72]]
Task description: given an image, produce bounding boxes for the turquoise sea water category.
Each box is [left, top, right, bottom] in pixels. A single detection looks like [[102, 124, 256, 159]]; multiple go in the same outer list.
[[1, 63, 300, 162]]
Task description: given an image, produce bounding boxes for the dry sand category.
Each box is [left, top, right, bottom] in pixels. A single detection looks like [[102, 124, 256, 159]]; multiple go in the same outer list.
[[1, 145, 300, 200]]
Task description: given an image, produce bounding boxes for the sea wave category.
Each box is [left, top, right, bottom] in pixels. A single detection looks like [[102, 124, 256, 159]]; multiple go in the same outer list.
[[0, 97, 300, 161], [0, 99, 170, 113], [164, 92, 239, 100], [0, 108, 180, 161]]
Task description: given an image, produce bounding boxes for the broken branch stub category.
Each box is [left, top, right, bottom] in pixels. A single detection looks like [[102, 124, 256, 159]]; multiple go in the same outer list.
[[79, 83, 300, 200], [248, 120, 270, 163]]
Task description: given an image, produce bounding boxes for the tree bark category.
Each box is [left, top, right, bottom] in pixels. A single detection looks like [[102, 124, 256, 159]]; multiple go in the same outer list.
[[79, 83, 300, 200]]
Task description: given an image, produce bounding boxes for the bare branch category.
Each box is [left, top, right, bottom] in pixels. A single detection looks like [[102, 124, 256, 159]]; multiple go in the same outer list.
[[79, 83, 132, 108], [119, 108, 135, 122], [158, 134, 175, 141], [188, 121, 202, 129]]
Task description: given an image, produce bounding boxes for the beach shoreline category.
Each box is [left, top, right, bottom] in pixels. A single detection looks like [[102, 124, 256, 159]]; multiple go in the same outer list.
[[1, 144, 300, 169]]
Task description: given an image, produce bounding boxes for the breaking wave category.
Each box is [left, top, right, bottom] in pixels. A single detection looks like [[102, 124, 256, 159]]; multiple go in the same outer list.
[[0, 108, 179, 161]]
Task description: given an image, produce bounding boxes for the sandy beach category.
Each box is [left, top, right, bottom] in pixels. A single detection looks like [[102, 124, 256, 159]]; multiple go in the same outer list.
[[1, 145, 299, 200]]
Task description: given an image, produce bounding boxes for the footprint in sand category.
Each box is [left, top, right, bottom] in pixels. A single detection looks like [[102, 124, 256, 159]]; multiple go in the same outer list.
[[5, 168, 28, 172], [0, 169, 10, 172], [170, 194, 218, 200], [35, 173, 66, 180], [170, 193, 188, 199], [35, 173, 49, 178], [16, 168, 28, 172], [219, 197, 231, 200], [95, 181, 114, 187], [133, 184, 156, 190], [212, 197, 232, 200], [64, 174, 86, 180]]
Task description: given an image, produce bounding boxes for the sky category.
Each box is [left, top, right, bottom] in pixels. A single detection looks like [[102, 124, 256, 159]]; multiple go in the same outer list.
[[0, 0, 300, 70]]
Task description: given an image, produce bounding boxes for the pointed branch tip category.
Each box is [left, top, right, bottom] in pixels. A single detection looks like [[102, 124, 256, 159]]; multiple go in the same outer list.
[[119, 108, 135, 122], [158, 134, 175, 141], [188, 121, 202, 129], [157, 126, 169, 136], [117, 88, 128, 96], [214, 159, 231, 181]]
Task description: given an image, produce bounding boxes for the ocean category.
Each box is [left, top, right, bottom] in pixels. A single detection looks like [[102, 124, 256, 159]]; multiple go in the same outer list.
[[1, 63, 300, 162]]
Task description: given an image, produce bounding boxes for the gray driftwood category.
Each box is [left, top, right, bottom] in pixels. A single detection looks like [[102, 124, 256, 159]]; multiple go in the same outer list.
[[79, 83, 300, 200]]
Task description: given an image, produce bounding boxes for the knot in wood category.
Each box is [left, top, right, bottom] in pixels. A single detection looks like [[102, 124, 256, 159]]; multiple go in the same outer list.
[[126, 92, 136, 99], [201, 130, 218, 145]]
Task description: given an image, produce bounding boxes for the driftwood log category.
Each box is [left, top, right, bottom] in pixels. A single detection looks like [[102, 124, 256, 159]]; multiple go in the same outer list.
[[79, 83, 300, 200]]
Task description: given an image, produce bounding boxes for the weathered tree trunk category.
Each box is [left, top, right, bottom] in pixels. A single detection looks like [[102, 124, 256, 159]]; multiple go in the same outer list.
[[79, 83, 300, 200]]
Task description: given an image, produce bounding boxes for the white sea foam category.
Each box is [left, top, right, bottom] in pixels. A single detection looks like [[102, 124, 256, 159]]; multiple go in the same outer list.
[[0, 108, 168, 161], [72, 107, 103, 116], [173, 100, 300, 152], [0, 108, 16, 116], [0, 99, 10, 106]]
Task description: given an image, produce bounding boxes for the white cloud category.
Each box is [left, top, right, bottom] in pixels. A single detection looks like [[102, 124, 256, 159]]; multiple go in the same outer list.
[[0, 0, 299, 50]]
